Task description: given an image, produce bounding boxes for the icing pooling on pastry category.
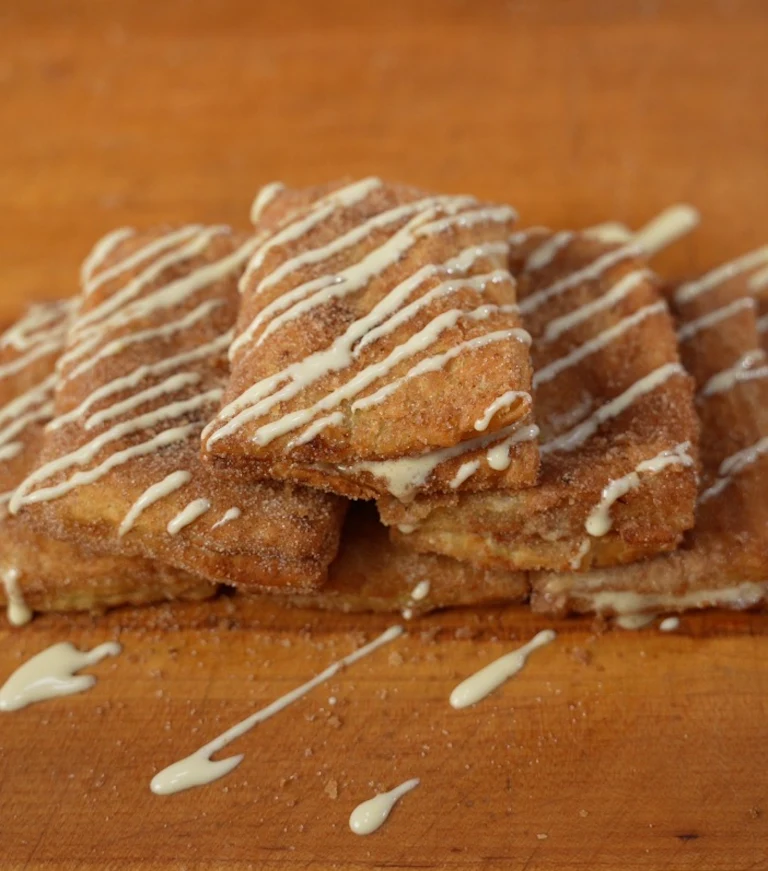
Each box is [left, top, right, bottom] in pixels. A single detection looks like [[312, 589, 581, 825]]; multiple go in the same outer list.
[[449, 629, 556, 708], [699, 436, 768, 503], [659, 616, 680, 632], [119, 470, 192, 537], [150, 625, 404, 796], [585, 442, 695, 537], [349, 778, 420, 835], [0, 641, 121, 711], [677, 297, 756, 343], [540, 362, 686, 455], [2, 568, 32, 626], [699, 350, 768, 398], [344, 422, 538, 501]]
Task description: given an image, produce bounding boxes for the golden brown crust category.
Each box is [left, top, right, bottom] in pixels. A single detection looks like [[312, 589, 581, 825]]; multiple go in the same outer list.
[[380, 230, 699, 571], [246, 503, 528, 614], [0, 302, 216, 621], [203, 178, 538, 501], [11, 230, 346, 591], [532, 258, 768, 615]]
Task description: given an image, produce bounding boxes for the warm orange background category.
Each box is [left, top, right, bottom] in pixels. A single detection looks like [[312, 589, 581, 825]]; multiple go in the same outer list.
[[1, 2, 767, 869]]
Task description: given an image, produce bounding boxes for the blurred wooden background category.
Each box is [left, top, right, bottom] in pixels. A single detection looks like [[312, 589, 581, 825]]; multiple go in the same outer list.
[[1, 0, 767, 320], [1, 2, 767, 870]]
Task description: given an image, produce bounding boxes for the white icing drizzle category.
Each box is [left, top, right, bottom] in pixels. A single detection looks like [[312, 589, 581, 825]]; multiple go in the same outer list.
[[569, 539, 591, 570], [542, 269, 650, 343], [235, 206, 498, 357], [67, 227, 225, 362], [250, 181, 286, 224], [749, 264, 768, 292], [353, 328, 528, 412], [584, 222, 632, 244], [474, 391, 529, 431], [49, 331, 233, 432], [11, 423, 198, 511], [584, 583, 767, 616], [118, 470, 192, 537], [533, 301, 667, 388], [677, 297, 756, 343], [758, 314, 768, 334], [64, 231, 258, 382], [346, 422, 538, 501], [83, 225, 204, 299], [0, 641, 121, 711], [84, 372, 201, 430], [11, 390, 220, 513], [167, 499, 211, 535], [659, 616, 680, 632], [214, 303, 528, 450], [81, 228, 135, 286], [541, 363, 685, 454], [245, 194, 476, 307], [0, 443, 23, 462], [2, 568, 32, 627], [616, 613, 656, 630], [675, 246, 768, 306], [585, 442, 695, 537], [212, 507, 241, 529], [150, 626, 403, 795], [0, 302, 70, 352], [585, 205, 700, 254], [65, 298, 225, 384], [450, 460, 480, 489], [449, 629, 557, 709], [632, 204, 700, 256], [524, 231, 574, 272], [239, 178, 385, 296], [698, 350, 768, 397], [519, 245, 638, 316], [410, 580, 431, 601], [699, 435, 768, 503], [349, 778, 420, 835]]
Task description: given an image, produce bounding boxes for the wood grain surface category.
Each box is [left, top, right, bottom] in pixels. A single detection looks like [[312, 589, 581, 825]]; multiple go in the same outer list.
[[1, 1, 767, 869]]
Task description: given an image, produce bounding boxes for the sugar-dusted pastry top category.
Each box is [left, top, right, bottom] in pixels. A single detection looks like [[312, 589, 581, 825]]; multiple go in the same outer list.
[[380, 230, 699, 572], [0, 302, 216, 623], [532, 248, 768, 615], [203, 178, 539, 501], [10, 229, 347, 591]]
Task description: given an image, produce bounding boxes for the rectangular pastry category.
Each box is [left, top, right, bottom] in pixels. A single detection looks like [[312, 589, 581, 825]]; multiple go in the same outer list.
[[202, 178, 539, 501], [379, 229, 699, 572], [532, 250, 768, 615], [0, 302, 215, 624], [10, 227, 347, 591], [266, 503, 528, 615]]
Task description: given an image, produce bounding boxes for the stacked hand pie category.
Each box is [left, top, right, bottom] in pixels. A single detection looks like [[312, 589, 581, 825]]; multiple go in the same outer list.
[[2, 178, 767, 625]]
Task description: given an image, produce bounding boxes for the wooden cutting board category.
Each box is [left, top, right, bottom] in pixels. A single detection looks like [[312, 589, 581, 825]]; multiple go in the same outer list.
[[1, 2, 767, 868]]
